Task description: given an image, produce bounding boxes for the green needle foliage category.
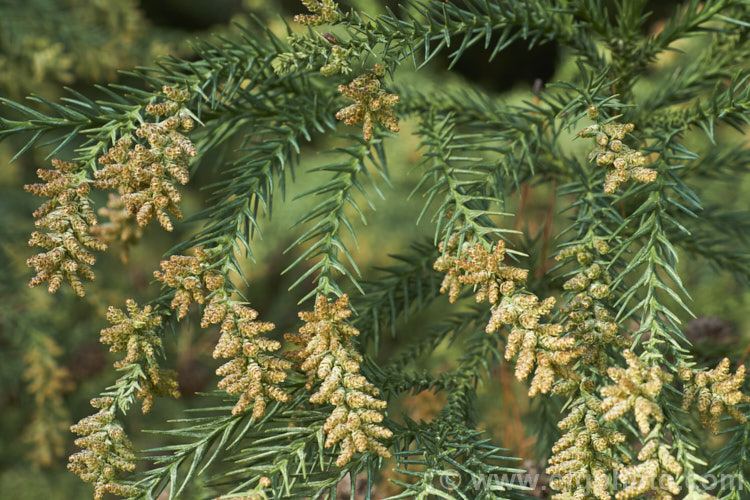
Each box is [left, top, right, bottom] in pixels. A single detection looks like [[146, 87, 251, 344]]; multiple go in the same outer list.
[[2, 0, 750, 499]]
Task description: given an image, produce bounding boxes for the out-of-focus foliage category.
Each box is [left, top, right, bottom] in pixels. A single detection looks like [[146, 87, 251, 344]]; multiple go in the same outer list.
[[0, 0, 172, 98]]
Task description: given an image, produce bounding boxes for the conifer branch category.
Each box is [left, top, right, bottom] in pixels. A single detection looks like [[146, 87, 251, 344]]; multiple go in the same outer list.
[[175, 93, 337, 256], [388, 420, 528, 500], [352, 241, 442, 350], [710, 402, 750, 499], [343, 0, 599, 70], [284, 136, 388, 300], [5, 2, 750, 499], [414, 111, 514, 249], [647, 71, 750, 138], [639, 15, 750, 112]]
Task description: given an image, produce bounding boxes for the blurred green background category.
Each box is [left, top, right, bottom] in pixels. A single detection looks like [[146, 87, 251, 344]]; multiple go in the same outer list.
[[1, 0, 748, 498]]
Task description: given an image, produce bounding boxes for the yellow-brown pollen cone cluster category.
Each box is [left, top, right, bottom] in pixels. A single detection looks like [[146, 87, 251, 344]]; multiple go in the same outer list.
[[615, 438, 682, 500], [285, 294, 392, 466], [153, 247, 223, 320], [336, 64, 399, 142], [68, 397, 139, 500], [547, 399, 626, 500], [681, 357, 750, 433], [99, 299, 180, 413], [433, 235, 528, 305], [211, 301, 291, 418], [434, 236, 584, 397], [25, 159, 107, 296], [294, 0, 340, 25], [579, 120, 657, 194], [556, 240, 627, 374], [93, 85, 195, 231], [600, 350, 672, 435], [155, 248, 291, 417]]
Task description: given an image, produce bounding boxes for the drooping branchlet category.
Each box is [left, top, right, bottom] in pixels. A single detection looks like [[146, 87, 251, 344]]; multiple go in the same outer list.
[[285, 294, 392, 466]]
